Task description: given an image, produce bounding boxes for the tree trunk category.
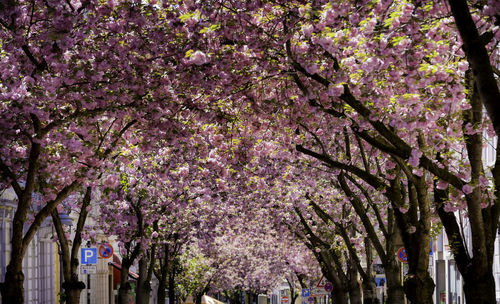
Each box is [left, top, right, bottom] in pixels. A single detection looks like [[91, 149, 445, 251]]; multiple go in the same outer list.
[[347, 260, 362, 304], [0, 263, 24, 304], [392, 178, 435, 304], [384, 261, 405, 304], [118, 261, 133, 304], [330, 288, 348, 304], [362, 238, 378, 304], [136, 257, 151, 304], [362, 279, 378, 304], [168, 269, 176, 304], [348, 282, 362, 304], [195, 293, 203, 304], [157, 277, 167, 304], [62, 280, 86, 304], [403, 271, 434, 304], [52, 194, 89, 304], [226, 291, 241, 304], [462, 270, 496, 304]]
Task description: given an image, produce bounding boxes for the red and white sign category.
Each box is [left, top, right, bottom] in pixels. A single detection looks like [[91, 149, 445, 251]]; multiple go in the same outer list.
[[281, 296, 289, 303], [397, 247, 408, 263], [324, 282, 333, 292], [315, 275, 328, 288], [98, 243, 114, 259], [311, 275, 331, 296]]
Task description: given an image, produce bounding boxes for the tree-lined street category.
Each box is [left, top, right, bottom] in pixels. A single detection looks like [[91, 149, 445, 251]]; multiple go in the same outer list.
[[1, 0, 499, 303]]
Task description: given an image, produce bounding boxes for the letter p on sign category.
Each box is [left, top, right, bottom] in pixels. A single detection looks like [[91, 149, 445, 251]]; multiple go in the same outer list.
[[81, 248, 97, 264]]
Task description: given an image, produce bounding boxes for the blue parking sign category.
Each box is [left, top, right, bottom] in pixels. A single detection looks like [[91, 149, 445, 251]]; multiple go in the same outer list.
[[81, 248, 97, 264], [302, 289, 310, 297]]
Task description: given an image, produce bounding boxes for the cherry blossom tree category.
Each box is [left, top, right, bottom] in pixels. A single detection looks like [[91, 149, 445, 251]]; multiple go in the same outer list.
[[174, 0, 499, 302], [0, 0, 237, 302], [51, 187, 92, 304]]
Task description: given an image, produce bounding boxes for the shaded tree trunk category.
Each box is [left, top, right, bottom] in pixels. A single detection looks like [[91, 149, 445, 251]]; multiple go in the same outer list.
[[156, 248, 169, 304], [136, 257, 151, 304], [324, 256, 349, 304], [118, 259, 134, 304], [137, 245, 156, 304], [63, 281, 86, 304], [52, 187, 93, 304], [330, 288, 348, 304], [195, 283, 211, 304], [347, 254, 362, 304], [118, 264, 132, 304], [0, 163, 78, 304], [0, 262, 24, 304], [403, 271, 434, 304], [362, 239, 378, 304], [224, 290, 241, 304], [157, 277, 167, 304], [335, 174, 405, 304], [436, 183, 498, 304], [195, 294, 203, 304], [386, 174, 434, 304], [286, 278, 299, 304], [168, 266, 176, 304], [462, 272, 496, 304], [383, 260, 405, 304], [294, 206, 350, 304], [362, 279, 378, 304]]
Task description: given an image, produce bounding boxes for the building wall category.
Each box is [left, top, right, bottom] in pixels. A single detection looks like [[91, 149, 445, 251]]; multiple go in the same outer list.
[[0, 188, 57, 304]]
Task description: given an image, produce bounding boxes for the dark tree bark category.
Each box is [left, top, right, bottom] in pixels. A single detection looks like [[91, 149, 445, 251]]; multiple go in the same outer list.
[[346, 252, 362, 304], [194, 284, 211, 304], [384, 260, 404, 304], [0, 175, 78, 304], [155, 244, 170, 304], [294, 207, 349, 304], [447, 0, 500, 137], [157, 277, 167, 304], [388, 173, 434, 304], [224, 290, 242, 304], [333, 173, 404, 304], [136, 245, 156, 304], [0, 115, 133, 304], [118, 241, 141, 304], [168, 263, 177, 304], [118, 257, 134, 304], [430, 70, 500, 304], [52, 186, 92, 304], [361, 239, 378, 304]]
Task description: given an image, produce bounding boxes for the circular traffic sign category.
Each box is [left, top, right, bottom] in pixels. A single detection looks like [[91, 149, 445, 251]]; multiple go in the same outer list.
[[324, 282, 333, 292], [397, 247, 407, 263], [98, 243, 114, 259], [307, 297, 314, 304]]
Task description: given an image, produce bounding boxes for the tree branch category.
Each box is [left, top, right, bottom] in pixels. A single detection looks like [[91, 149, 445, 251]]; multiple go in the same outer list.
[[22, 180, 80, 253], [448, 0, 500, 136]]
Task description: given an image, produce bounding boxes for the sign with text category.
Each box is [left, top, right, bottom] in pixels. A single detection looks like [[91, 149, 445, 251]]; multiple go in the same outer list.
[[80, 265, 96, 274], [311, 287, 330, 296]]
